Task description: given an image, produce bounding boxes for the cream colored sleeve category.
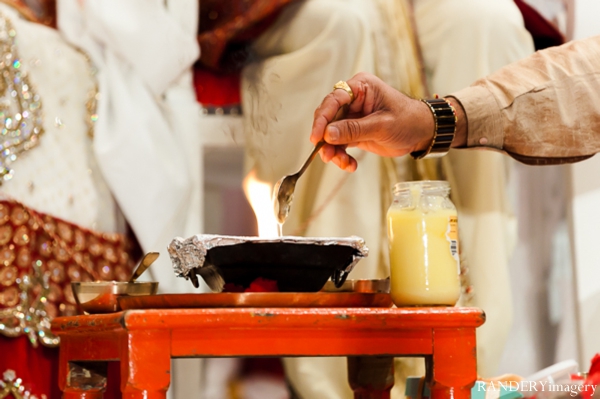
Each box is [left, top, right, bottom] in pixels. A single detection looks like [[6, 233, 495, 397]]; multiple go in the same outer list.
[[450, 34, 600, 165]]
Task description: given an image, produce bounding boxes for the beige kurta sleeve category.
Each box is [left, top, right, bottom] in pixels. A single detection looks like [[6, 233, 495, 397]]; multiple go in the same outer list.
[[450, 34, 600, 165]]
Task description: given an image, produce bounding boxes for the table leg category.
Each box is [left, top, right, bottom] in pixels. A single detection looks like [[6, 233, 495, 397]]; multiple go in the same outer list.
[[429, 328, 477, 399], [120, 330, 171, 399], [347, 356, 394, 399], [60, 361, 108, 399]]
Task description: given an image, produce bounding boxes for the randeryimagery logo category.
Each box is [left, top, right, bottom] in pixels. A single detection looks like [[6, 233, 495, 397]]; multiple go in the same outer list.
[[476, 381, 597, 397]]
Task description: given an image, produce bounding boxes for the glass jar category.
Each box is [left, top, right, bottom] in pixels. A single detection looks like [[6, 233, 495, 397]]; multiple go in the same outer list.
[[387, 180, 460, 306]]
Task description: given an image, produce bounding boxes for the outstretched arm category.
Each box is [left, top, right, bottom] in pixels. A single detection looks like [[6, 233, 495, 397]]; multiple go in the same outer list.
[[311, 35, 600, 170], [450, 34, 600, 165]]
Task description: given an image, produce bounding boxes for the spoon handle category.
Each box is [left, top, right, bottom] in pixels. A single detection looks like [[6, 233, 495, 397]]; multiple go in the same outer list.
[[296, 104, 349, 177], [129, 252, 160, 283], [297, 141, 325, 177]]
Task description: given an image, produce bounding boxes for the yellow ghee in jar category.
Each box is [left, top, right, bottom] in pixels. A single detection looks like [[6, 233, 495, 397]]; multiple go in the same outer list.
[[387, 181, 460, 306]]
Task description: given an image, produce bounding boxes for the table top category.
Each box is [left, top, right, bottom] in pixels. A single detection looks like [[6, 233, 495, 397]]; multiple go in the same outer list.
[[51, 307, 485, 358], [51, 307, 485, 334]]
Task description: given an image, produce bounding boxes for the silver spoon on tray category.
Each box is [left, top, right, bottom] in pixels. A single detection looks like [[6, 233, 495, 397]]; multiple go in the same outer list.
[[273, 104, 349, 225]]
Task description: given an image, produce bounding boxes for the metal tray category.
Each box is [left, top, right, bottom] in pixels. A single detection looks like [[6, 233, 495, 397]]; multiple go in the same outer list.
[[118, 292, 392, 309]]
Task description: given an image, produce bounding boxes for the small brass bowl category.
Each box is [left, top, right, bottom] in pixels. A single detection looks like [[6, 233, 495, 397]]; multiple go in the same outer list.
[[72, 281, 159, 314]]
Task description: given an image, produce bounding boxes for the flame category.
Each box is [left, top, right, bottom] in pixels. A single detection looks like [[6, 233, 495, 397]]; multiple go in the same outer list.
[[243, 170, 280, 238]]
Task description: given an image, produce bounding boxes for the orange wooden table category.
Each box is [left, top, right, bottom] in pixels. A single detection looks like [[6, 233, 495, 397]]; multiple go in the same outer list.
[[51, 307, 485, 399]]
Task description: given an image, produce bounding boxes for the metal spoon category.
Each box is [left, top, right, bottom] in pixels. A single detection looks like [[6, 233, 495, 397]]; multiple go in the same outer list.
[[273, 104, 349, 224], [128, 252, 160, 283]]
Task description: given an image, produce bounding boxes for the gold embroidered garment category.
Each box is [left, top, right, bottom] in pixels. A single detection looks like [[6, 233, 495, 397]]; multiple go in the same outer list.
[[0, 12, 44, 184], [0, 200, 135, 347]]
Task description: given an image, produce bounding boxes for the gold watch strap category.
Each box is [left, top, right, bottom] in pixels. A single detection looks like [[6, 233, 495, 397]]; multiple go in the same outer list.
[[411, 96, 456, 160]]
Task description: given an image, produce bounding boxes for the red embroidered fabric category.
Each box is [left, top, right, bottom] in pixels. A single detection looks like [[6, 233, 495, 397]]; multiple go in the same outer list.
[[194, 0, 301, 108], [0, 200, 135, 398], [0, 200, 135, 322], [197, 0, 298, 71]]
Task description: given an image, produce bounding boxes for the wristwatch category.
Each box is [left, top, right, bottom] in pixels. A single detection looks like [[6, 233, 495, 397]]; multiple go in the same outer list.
[[410, 96, 457, 159]]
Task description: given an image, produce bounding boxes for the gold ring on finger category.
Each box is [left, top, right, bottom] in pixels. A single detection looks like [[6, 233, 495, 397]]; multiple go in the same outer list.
[[333, 80, 355, 103]]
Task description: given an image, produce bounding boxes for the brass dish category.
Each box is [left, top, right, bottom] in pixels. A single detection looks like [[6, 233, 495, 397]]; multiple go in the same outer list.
[[72, 281, 159, 314]]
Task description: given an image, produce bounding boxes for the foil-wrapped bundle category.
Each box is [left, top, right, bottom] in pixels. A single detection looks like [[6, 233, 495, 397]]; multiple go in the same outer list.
[[168, 235, 369, 292]]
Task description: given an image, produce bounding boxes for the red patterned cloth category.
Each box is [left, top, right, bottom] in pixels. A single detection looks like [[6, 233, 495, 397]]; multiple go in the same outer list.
[[197, 0, 298, 71], [513, 0, 565, 50], [195, 0, 300, 107], [0, 200, 135, 398]]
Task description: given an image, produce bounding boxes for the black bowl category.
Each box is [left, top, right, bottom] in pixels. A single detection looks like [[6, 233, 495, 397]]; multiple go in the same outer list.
[[169, 235, 369, 293]]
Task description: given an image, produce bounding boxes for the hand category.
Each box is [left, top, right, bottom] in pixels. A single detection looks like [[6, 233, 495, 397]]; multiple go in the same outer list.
[[311, 72, 435, 172]]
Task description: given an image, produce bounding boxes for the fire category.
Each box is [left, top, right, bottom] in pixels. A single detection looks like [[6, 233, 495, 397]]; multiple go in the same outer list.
[[243, 170, 280, 238]]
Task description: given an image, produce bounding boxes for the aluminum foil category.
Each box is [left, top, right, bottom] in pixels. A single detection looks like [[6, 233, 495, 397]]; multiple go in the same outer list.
[[168, 234, 369, 284]]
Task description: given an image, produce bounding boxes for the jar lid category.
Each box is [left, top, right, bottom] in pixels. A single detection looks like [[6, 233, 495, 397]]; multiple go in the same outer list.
[[392, 180, 450, 195]]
